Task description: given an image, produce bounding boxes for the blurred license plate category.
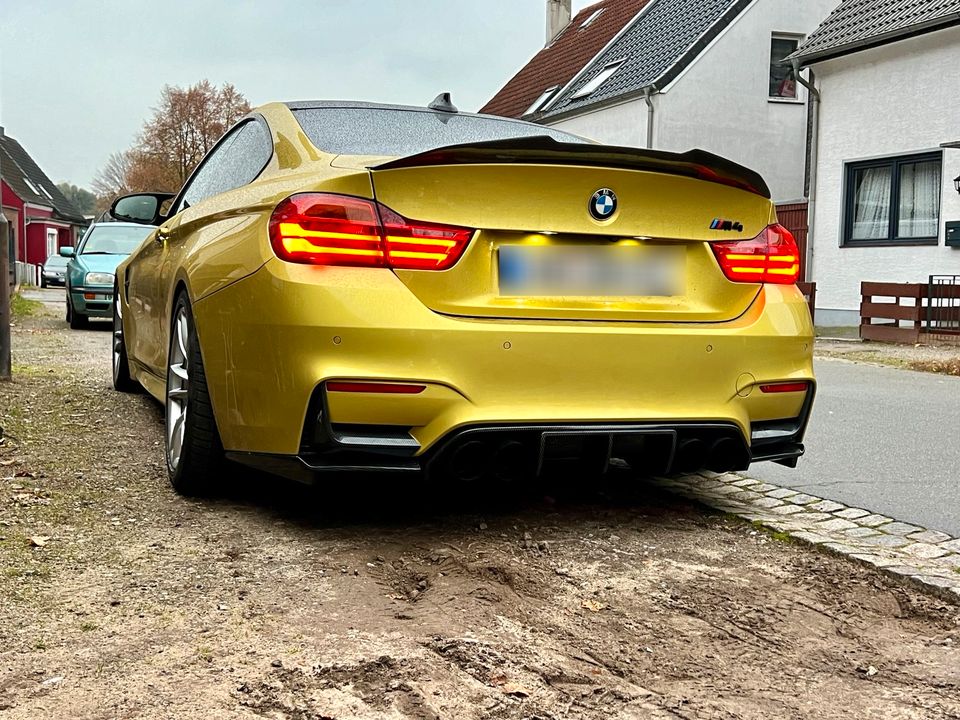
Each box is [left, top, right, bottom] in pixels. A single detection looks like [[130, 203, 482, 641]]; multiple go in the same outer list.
[[499, 245, 683, 297]]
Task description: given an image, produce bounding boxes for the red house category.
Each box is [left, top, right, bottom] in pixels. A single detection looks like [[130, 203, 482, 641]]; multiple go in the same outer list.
[[1, 127, 85, 272]]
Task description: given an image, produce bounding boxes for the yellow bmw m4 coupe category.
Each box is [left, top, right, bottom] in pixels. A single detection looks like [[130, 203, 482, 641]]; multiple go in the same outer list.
[[109, 97, 814, 495]]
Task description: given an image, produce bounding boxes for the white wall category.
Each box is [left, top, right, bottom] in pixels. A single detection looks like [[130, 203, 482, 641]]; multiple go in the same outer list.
[[549, 97, 649, 147], [546, 0, 836, 202], [810, 26, 960, 321], [656, 0, 835, 201]]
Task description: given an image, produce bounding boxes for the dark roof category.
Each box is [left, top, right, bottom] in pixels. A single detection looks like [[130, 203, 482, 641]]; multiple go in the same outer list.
[[480, 0, 653, 119], [790, 0, 960, 65], [542, 0, 752, 120], [0, 132, 84, 223]]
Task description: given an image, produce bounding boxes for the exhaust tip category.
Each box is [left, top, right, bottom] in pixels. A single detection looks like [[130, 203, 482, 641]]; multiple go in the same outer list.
[[674, 439, 708, 474], [448, 440, 490, 483], [493, 440, 528, 482], [706, 438, 749, 473]]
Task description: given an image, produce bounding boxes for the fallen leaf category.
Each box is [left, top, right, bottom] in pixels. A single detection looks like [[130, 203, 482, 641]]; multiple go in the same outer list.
[[29, 536, 51, 547], [0, 460, 15, 467], [501, 682, 531, 697], [581, 599, 607, 612]]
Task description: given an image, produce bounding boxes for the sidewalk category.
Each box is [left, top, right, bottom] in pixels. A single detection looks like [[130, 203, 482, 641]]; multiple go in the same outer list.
[[815, 333, 960, 376]]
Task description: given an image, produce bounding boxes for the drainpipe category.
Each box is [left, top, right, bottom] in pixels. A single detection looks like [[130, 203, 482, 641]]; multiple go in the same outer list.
[[643, 86, 657, 149], [792, 59, 819, 283]]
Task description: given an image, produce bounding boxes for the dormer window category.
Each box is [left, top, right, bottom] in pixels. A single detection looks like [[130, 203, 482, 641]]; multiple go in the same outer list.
[[572, 60, 624, 99], [523, 85, 561, 116]]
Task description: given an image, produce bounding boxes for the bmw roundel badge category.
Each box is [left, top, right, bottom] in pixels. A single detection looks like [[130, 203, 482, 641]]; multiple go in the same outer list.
[[589, 188, 617, 221]]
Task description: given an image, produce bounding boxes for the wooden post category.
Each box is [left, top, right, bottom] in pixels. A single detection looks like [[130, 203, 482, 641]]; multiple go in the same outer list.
[[0, 126, 10, 381]]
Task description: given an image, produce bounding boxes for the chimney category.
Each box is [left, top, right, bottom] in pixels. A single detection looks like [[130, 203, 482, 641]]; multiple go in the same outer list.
[[546, 0, 572, 44]]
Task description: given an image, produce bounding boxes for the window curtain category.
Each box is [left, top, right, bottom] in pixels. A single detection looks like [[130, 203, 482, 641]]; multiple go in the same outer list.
[[898, 160, 940, 238], [852, 167, 891, 240]]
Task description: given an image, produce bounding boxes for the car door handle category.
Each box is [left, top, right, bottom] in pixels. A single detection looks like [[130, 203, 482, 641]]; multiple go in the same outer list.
[[156, 226, 171, 243]]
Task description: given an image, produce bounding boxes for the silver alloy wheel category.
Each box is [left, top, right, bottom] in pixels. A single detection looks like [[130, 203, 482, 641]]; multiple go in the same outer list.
[[166, 307, 190, 471], [112, 295, 123, 382]]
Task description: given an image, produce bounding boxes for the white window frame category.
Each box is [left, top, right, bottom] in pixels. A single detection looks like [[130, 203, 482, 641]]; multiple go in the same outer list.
[[46, 228, 58, 258], [572, 60, 625, 99], [579, 8, 605, 29], [769, 33, 804, 103], [523, 85, 561, 116]]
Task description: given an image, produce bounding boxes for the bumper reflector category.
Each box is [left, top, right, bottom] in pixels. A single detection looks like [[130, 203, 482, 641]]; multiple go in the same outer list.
[[759, 382, 809, 394], [326, 381, 426, 394]]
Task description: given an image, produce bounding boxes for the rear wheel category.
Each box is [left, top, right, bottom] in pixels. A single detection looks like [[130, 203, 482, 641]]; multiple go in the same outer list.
[[165, 292, 223, 496], [111, 285, 139, 393]]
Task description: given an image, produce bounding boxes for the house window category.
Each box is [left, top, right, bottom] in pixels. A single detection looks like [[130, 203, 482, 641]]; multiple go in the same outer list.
[[579, 8, 605, 29], [769, 35, 800, 99], [46, 229, 58, 258], [523, 85, 560, 116], [573, 60, 625, 99], [844, 153, 942, 245]]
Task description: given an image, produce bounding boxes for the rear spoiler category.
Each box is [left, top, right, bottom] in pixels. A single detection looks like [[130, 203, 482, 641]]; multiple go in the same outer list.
[[371, 136, 770, 199]]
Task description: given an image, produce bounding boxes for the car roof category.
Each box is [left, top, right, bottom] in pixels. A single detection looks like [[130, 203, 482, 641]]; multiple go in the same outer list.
[[89, 221, 155, 229], [281, 100, 558, 133]]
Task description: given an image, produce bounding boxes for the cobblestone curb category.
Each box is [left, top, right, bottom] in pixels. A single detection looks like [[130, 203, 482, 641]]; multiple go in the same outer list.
[[652, 472, 960, 605]]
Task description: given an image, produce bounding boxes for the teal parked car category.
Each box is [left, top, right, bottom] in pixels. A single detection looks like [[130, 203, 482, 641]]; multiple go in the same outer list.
[[61, 222, 155, 329]]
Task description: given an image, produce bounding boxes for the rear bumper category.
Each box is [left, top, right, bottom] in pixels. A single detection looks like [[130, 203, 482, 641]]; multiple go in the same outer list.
[[227, 411, 812, 484], [194, 258, 815, 464]]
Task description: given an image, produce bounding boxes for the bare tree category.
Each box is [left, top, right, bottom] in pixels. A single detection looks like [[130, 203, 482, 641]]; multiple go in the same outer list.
[[91, 151, 133, 210], [92, 81, 251, 210]]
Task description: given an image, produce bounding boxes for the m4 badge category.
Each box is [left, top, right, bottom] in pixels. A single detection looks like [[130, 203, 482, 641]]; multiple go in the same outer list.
[[710, 218, 744, 232]]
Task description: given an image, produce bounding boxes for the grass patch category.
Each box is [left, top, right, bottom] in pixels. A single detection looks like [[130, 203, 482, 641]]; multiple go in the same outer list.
[[751, 520, 794, 544], [10, 293, 42, 319], [815, 325, 860, 340]]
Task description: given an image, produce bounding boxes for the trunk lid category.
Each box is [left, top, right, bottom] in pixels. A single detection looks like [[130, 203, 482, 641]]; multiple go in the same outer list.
[[364, 139, 777, 323]]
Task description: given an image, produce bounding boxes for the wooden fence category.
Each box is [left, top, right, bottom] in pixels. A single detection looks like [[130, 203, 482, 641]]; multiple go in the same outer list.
[[797, 282, 816, 324], [861, 281, 960, 343]]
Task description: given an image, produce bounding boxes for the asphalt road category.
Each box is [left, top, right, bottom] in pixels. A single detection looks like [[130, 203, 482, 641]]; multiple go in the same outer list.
[[18, 287, 960, 536], [750, 358, 960, 537]]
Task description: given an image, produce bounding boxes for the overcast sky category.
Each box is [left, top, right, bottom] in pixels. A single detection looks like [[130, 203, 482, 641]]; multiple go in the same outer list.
[[0, 0, 595, 190]]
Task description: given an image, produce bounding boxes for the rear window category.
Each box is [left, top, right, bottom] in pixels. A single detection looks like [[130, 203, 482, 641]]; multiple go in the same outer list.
[[292, 107, 587, 156]]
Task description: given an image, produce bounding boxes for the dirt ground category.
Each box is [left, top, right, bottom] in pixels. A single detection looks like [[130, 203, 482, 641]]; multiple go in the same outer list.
[[816, 338, 960, 376], [1, 294, 959, 719]]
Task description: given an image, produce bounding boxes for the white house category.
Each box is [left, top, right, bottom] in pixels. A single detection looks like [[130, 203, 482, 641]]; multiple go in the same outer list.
[[483, 0, 836, 205], [790, 0, 960, 326]]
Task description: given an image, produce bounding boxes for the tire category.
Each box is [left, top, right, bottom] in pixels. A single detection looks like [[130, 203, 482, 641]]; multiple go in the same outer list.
[[165, 291, 224, 496], [111, 285, 139, 393], [67, 293, 87, 329], [40, 276, 47, 289]]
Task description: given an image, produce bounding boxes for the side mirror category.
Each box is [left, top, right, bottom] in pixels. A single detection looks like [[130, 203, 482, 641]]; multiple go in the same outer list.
[[110, 192, 176, 225], [59, 246, 75, 258]]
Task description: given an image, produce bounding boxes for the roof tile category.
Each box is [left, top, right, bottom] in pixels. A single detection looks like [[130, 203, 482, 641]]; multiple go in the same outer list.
[[543, 0, 749, 119], [0, 134, 83, 222], [480, 0, 653, 119], [792, 0, 960, 63]]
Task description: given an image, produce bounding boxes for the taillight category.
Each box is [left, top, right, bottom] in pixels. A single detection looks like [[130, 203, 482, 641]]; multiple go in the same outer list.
[[711, 224, 800, 285], [269, 193, 473, 270], [759, 381, 809, 394]]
